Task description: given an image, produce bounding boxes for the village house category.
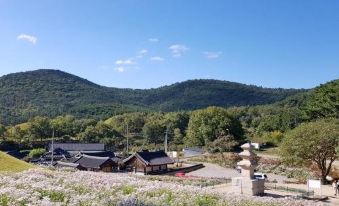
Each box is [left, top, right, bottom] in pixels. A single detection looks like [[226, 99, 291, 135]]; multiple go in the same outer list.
[[53, 161, 86, 170], [123, 150, 174, 175], [64, 154, 117, 172], [31, 143, 119, 172]]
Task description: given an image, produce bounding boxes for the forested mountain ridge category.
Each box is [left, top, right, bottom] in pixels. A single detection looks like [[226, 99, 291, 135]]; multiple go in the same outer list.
[[0, 69, 306, 125]]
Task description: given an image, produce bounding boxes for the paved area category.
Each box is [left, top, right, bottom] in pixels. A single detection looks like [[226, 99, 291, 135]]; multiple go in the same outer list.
[[188, 162, 339, 205], [187, 162, 239, 178], [187, 162, 290, 183]]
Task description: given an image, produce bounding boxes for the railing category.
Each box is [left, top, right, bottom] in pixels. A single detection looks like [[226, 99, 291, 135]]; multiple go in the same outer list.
[[265, 183, 315, 198]]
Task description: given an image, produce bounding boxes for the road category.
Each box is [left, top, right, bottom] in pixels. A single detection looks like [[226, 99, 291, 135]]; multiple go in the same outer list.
[[187, 162, 290, 183]]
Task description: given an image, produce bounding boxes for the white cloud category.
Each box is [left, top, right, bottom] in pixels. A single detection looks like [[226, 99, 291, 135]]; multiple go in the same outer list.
[[115, 59, 136, 65], [203, 51, 222, 59], [139, 49, 148, 55], [114, 67, 125, 72], [136, 49, 148, 58], [169, 44, 189, 57], [17, 34, 37, 44], [150, 56, 165, 62], [148, 38, 159, 43]]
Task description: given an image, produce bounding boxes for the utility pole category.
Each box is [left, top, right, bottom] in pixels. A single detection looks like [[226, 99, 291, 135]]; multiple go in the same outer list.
[[126, 122, 129, 155], [51, 127, 54, 166], [164, 125, 169, 153]]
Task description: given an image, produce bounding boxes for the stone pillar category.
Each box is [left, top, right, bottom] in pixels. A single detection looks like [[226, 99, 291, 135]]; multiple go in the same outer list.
[[232, 143, 265, 196]]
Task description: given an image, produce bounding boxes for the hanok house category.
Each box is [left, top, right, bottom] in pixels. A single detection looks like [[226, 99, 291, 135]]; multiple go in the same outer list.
[[71, 154, 116, 172], [123, 150, 174, 175], [53, 161, 86, 171]]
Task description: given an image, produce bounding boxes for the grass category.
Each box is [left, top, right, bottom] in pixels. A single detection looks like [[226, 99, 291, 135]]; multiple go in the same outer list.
[[254, 147, 280, 156], [188, 152, 241, 168], [0, 151, 34, 173]]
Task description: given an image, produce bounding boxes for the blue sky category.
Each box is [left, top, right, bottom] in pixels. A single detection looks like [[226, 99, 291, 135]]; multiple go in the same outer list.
[[0, 0, 338, 89]]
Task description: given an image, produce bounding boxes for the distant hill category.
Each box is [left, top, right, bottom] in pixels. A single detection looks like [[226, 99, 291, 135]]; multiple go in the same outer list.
[[0, 69, 306, 125], [0, 151, 33, 172]]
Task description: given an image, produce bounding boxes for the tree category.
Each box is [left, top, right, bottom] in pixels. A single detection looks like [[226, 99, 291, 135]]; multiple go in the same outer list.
[[173, 128, 184, 145], [303, 80, 339, 120], [28, 117, 52, 142], [78, 121, 121, 143], [262, 131, 284, 146], [106, 112, 147, 134], [51, 115, 76, 137], [280, 119, 339, 184], [209, 131, 238, 167], [185, 107, 244, 147], [142, 121, 165, 145], [0, 124, 6, 141]]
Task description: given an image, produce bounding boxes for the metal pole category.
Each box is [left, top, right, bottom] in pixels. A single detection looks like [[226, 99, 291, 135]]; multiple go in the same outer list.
[[126, 122, 129, 155], [51, 127, 54, 166], [165, 125, 169, 153]]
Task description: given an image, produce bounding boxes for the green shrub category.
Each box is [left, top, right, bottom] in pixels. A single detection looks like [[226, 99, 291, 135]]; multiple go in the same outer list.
[[38, 190, 66, 202], [121, 185, 136, 195], [28, 148, 46, 159], [195, 195, 218, 206], [0, 194, 12, 206]]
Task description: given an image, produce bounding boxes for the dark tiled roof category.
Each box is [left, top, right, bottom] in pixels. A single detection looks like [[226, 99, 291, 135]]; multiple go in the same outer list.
[[6, 150, 29, 159], [53, 161, 86, 170], [124, 150, 174, 166], [49, 143, 105, 152], [80, 151, 115, 158], [73, 154, 114, 169]]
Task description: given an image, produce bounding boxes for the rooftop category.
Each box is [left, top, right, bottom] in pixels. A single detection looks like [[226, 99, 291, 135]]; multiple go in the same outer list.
[[124, 150, 174, 166], [49, 143, 105, 152]]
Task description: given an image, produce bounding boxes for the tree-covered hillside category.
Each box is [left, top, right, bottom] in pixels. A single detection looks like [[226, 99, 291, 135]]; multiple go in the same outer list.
[[0, 69, 305, 125]]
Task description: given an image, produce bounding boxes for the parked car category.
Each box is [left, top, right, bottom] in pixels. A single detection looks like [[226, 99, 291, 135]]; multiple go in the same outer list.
[[236, 166, 242, 173], [254, 172, 267, 180], [175, 172, 185, 177]]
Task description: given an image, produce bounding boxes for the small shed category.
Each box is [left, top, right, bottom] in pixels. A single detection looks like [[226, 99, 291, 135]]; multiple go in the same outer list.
[[123, 150, 174, 175]]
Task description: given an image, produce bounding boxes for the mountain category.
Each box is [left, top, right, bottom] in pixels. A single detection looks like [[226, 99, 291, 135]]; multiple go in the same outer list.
[[0, 69, 306, 125]]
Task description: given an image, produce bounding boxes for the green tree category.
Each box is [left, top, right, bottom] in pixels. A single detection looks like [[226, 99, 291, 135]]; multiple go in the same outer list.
[[51, 115, 76, 137], [0, 124, 6, 141], [303, 80, 339, 119], [209, 131, 238, 167], [142, 121, 165, 145], [173, 128, 184, 145], [280, 119, 339, 184], [185, 107, 244, 147], [28, 116, 52, 142], [262, 131, 284, 146], [78, 121, 121, 143]]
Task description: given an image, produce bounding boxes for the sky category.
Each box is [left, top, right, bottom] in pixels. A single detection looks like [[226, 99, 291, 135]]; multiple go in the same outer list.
[[0, 0, 338, 89]]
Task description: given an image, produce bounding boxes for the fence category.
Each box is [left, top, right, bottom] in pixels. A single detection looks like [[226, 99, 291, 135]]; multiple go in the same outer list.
[[266, 183, 315, 198]]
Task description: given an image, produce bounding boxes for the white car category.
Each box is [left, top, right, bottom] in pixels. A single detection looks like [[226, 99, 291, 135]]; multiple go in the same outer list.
[[254, 173, 267, 180]]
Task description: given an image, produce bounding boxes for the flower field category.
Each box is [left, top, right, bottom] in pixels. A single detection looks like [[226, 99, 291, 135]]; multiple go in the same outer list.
[[0, 169, 320, 206]]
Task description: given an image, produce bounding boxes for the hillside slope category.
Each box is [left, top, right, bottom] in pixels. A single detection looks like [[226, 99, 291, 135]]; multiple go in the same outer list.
[[0, 151, 33, 172], [0, 69, 305, 125]]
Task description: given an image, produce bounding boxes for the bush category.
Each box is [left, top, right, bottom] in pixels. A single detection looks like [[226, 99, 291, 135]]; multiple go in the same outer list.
[[28, 148, 46, 159], [0, 194, 12, 206]]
